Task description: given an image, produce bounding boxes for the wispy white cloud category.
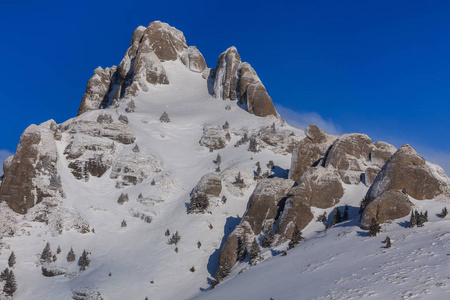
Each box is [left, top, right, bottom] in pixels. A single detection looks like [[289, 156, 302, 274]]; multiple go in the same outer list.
[[0, 149, 14, 176], [275, 104, 341, 135]]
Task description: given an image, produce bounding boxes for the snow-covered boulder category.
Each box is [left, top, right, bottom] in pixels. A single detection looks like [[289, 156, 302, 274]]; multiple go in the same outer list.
[[0, 120, 64, 214], [110, 150, 163, 186], [199, 125, 227, 150], [192, 173, 222, 197], [250, 125, 303, 155], [181, 46, 207, 73]]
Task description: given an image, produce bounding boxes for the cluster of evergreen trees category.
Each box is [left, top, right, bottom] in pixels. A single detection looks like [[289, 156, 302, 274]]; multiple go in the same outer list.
[[40, 242, 90, 271], [1, 251, 17, 296], [409, 210, 428, 228]]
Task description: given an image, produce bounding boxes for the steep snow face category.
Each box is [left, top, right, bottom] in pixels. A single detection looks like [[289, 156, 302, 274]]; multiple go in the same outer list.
[[0, 59, 305, 300]]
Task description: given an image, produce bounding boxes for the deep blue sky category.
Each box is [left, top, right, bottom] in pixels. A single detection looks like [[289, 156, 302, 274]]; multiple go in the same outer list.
[[1, 0, 450, 171]]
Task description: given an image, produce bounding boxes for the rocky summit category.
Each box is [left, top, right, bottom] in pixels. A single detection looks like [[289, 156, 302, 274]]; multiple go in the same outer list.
[[0, 21, 449, 300]]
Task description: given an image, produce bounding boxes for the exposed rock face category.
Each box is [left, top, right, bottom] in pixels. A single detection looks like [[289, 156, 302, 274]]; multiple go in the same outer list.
[[289, 125, 336, 183], [142, 21, 187, 61], [360, 189, 412, 229], [324, 133, 372, 184], [242, 178, 295, 235], [0, 120, 63, 214], [213, 47, 241, 100], [132, 38, 169, 87], [366, 144, 447, 201], [193, 173, 222, 197], [199, 125, 227, 150], [248, 125, 303, 155], [78, 67, 117, 115], [181, 46, 207, 73], [369, 141, 397, 168], [215, 178, 294, 281], [77, 21, 192, 116], [213, 48, 277, 117]]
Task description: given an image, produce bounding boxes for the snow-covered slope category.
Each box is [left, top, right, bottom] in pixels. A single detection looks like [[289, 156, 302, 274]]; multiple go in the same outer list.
[[0, 60, 304, 300]]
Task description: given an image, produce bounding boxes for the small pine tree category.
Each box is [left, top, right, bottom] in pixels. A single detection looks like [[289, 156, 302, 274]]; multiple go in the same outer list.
[[271, 122, 276, 133], [440, 207, 448, 218], [41, 242, 53, 263], [56, 245, 61, 254], [132, 144, 140, 153], [249, 238, 260, 264], [223, 121, 229, 130], [0, 268, 9, 282], [221, 195, 227, 204], [151, 179, 156, 185], [160, 111, 171, 123], [216, 154, 222, 166], [174, 247, 179, 253], [317, 212, 327, 223], [343, 204, 349, 221], [416, 211, 425, 227], [424, 210, 428, 222], [369, 218, 381, 237], [138, 193, 143, 200], [262, 225, 274, 248], [165, 229, 170, 236], [126, 100, 136, 113], [267, 160, 275, 170], [332, 207, 342, 226], [288, 225, 304, 249], [190, 266, 195, 272], [254, 162, 262, 179], [117, 193, 129, 205], [197, 241, 202, 249], [8, 251, 16, 268], [3, 270, 17, 296], [53, 254, 57, 262], [121, 219, 127, 227], [188, 193, 209, 213], [78, 250, 90, 271], [234, 172, 245, 188], [248, 137, 259, 153], [67, 247, 76, 262], [225, 132, 231, 141], [168, 231, 181, 245], [385, 236, 391, 248], [409, 211, 416, 227], [237, 235, 248, 261]]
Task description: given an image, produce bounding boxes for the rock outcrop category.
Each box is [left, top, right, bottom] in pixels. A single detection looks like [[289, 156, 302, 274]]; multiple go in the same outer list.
[[215, 178, 294, 281], [289, 125, 336, 183], [366, 144, 448, 201], [199, 125, 227, 151], [192, 173, 222, 197], [0, 120, 64, 214], [360, 189, 412, 229], [77, 21, 206, 116], [181, 46, 207, 73], [212, 47, 277, 117]]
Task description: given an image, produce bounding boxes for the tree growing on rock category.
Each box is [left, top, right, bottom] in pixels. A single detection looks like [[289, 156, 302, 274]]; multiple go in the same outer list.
[[369, 218, 381, 237], [160, 111, 171, 123], [249, 238, 260, 264], [8, 252, 16, 268], [237, 235, 248, 261], [288, 225, 304, 249], [262, 224, 274, 248]]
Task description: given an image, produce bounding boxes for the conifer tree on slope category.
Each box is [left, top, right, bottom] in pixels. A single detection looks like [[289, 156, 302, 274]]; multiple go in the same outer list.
[[249, 238, 261, 264], [3, 270, 17, 296], [41, 242, 53, 263], [79, 250, 90, 271], [8, 251, 16, 268], [288, 225, 304, 249], [67, 247, 76, 263]]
